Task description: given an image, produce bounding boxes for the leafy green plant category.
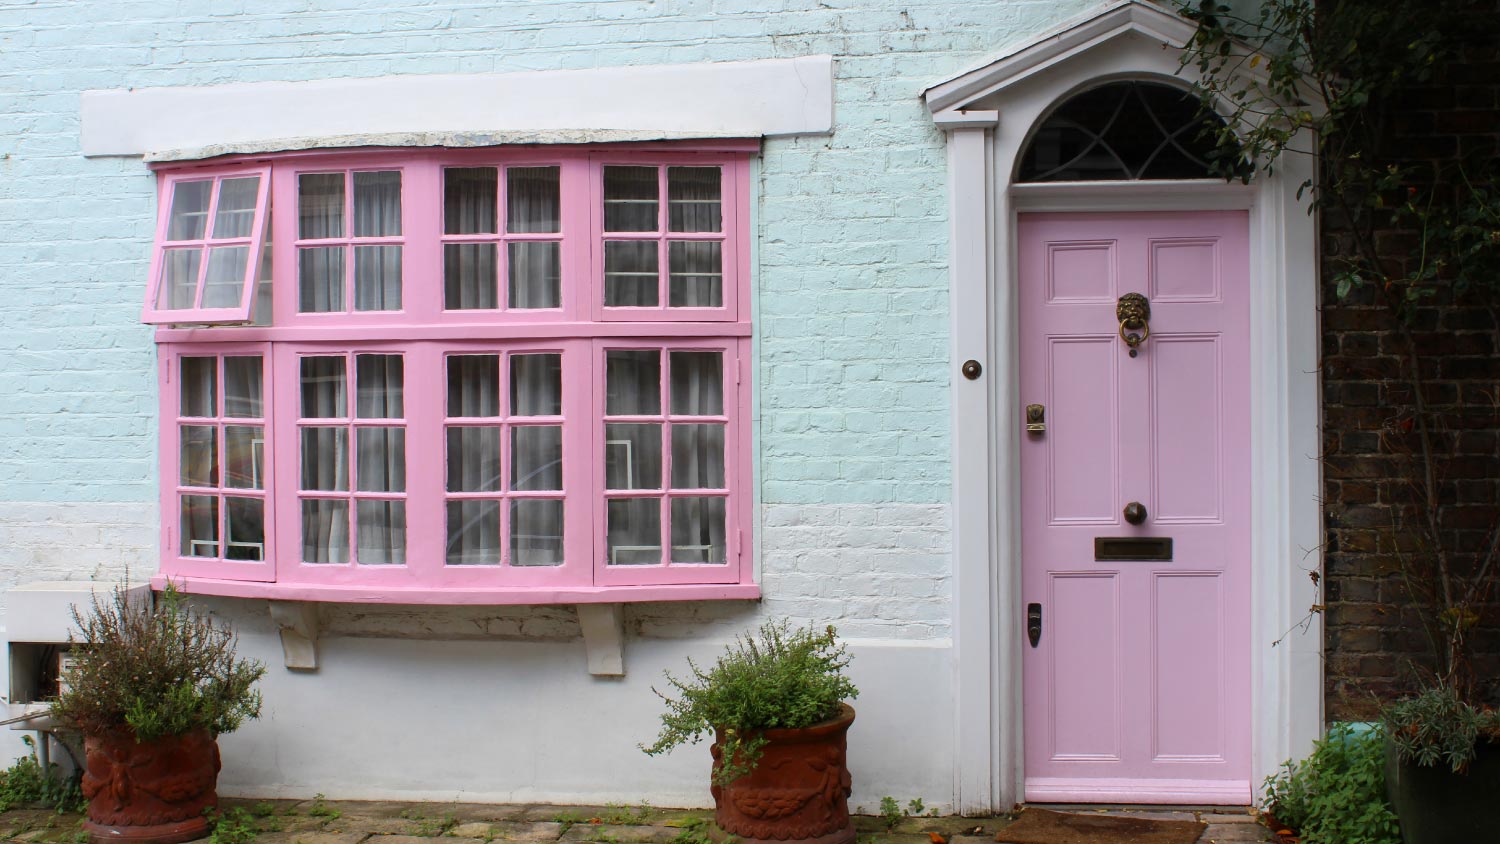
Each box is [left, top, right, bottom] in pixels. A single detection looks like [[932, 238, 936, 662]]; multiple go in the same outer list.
[[642, 620, 858, 786], [1384, 684, 1500, 772], [1263, 723, 1400, 844], [205, 807, 259, 844], [307, 793, 341, 820], [670, 818, 731, 844], [0, 736, 84, 813], [877, 797, 903, 831], [50, 583, 265, 741]]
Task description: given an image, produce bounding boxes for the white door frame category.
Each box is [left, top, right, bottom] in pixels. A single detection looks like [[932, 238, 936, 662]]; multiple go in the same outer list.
[[924, 1, 1324, 813]]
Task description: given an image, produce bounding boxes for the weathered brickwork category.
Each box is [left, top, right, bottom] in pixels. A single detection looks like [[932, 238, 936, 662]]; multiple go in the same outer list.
[[1321, 5, 1500, 716]]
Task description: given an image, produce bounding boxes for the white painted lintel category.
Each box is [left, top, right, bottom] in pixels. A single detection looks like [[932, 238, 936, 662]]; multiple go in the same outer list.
[[577, 603, 626, 677], [268, 600, 320, 671]]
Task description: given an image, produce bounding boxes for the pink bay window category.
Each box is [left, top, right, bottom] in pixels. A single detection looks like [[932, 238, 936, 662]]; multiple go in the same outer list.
[[149, 143, 756, 604]]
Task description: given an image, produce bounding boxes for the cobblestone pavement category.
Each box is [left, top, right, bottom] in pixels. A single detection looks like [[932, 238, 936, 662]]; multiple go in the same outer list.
[[0, 800, 1272, 844]]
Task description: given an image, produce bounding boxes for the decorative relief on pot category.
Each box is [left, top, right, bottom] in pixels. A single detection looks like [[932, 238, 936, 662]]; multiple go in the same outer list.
[[83, 730, 221, 844], [711, 705, 856, 844]]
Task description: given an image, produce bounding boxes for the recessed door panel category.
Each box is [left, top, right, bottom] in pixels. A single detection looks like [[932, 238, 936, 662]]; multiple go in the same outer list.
[[1049, 572, 1121, 759], [1152, 336, 1222, 523], [1048, 241, 1116, 302], [1048, 338, 1116, 524], [1154, 572, 1224, 760], [1150, 238, 1219, 302]]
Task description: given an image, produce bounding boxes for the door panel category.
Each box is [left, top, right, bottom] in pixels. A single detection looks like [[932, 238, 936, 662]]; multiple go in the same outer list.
[[1019, 211, 1250, 805]]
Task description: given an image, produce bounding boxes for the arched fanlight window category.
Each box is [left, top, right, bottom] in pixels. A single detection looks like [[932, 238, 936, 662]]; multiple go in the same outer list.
[[1017, 81, 1234, 182]]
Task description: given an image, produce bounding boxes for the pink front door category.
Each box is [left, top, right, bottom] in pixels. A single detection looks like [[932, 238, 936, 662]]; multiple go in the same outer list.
[[1018, 211, 1251, 805]]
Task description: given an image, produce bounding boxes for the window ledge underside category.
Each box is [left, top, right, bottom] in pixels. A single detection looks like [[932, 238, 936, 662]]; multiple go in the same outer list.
[[150, 573, 760, 605]]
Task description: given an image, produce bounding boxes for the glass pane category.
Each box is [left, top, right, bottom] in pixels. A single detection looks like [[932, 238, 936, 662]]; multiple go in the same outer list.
[[356, 427, 406, 492], [179, 425, 218, 487], [603, 165, 658, 231], [668, 241, 722, 307], [512, 499, 563, 566], [251, 238, 273, 326], [225, 497, 265, 561], [507, 166, 561, 233], [446, 426, 501, 492], [603, 241, 659, 307], [224, 357, 263, 418], [606, 350, 660, 415], [167, 181, 211, 241], [356, 354, 404, 418], [181, 495, 219, 558], [158, 248, 202, 310], [448, 355, 500, 417], [444, 243, 497, 310], [180, 357, 216, 417], [507, 241, 561, 309], [298, 246, 345, 312], [511, 353, 562, 417], [300, 356, 346, 418], [605, 423, 661, 490], [353, 171, 402, 237], [671, 497, 727, 563], [670, 351, 724, 415], [356, 500, 406, 565], [607, 497, 660, 565], [212, 176, 261, 239], [299, 427, 348, 491], [301, 498, 349, 564], [668, 167, 722, 233], [512, 425, 562, 491], [354, 245, 402, 311], [201, 245, 250, 309], [447, 500, 500, 565], [298, 173, 344, 239], [444, 167, 497, 235], [671, 424, 725, 489], [224, 425, 265, 490]]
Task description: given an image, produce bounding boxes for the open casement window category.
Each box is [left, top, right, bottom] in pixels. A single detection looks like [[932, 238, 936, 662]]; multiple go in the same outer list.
[[143, 167, 271, 324], [149, 143, 756, 604]]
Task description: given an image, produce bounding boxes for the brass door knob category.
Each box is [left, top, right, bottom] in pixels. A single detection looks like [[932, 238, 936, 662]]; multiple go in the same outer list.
[[1123, 501, 1148, 525]]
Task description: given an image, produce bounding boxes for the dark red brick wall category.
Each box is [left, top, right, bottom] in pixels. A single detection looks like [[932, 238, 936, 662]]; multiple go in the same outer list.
[[1321, 6, 1500, 717]]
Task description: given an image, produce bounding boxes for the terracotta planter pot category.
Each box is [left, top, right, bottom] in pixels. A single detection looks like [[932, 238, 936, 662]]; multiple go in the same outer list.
[[710, 704, 856, 844], [81, 729, 222, 844]]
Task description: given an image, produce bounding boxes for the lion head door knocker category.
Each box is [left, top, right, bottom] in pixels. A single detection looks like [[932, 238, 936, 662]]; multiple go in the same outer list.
[[1116, 292, 1151, 357]]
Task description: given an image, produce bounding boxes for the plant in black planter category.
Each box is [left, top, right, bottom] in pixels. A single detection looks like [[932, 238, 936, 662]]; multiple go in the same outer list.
[[1381, 685, 1500, 844], [644, 620, 859, 844], [50, 584, 265, 844]]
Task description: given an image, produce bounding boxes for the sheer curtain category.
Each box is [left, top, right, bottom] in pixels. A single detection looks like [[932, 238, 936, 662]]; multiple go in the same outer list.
[[354, 171, 402, 311], [446, 355, 501, 565], [298, 174, 344, 313], [669, 352, 727, 562], [667, 168, 723, 308], [299, 356, 349, 564], [444, 168, 497, 310], [355, 354, 406, 564]]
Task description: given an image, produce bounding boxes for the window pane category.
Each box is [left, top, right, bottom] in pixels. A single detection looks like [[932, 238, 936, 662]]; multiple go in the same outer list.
[[668, 241, 722, 307], [668, 167, 722, 233], [298, 246, 345, 312], [508, 241, 560, 309], [607, 497, 660, 565], [224, 357, 263, 418], [605, 423, 661, 490], [179, 425, 218, 487], [251, 239, 273, 326], [158, 248, 202, 310], [224, 426, 265, 490], [181, 495, 219, 558], [603, 165, 658, 231], [671, 496, 727, 563], [606, 350, 660, 415], [507, 166, 560, 233], [444, 243, 497, 310], [512, 425, 562, 491], [603, 241, 659, 307], [212, 176, 261, 239], [671, 424, 725, 489], [447, 500, 500, 565], [446, 426, 501, 492], [356, 500, 406, 565], [354, 245, 402, 311], [300, 427, 348, 491], [448, 355, 500, 417], [201, 245, 250, 309], [511, 353, 562, 417], [356, 354, 404, 418], [301, 498, 349, 563], [300, 356, 346, 418], [353, 171, 401, 237], [356, 427, 406, 492], [180, 357, 217, 417], [225, 497, 265, 561], [299, 173, 344, 239], [167, 180, 212, 241], [512, 499, 563, 566], [444, 167, 497, 235], [670, 351, 724, 415]]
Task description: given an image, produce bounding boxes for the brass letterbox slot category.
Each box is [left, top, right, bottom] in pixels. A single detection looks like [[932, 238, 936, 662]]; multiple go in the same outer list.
[[1094, 536, 1173, 561]]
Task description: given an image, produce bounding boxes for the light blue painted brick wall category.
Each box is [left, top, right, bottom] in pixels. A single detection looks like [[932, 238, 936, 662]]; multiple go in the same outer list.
[[0, 0, 1099, 507]]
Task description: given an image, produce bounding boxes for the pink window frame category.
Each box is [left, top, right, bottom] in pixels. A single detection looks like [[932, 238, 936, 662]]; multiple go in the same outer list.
[[142, 166, 272, 325]]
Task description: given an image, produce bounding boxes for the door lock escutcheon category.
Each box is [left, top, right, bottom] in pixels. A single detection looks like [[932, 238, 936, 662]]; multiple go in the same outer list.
[[1027, 603, 1043, 648], [1026, 403, 1046, 433]]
